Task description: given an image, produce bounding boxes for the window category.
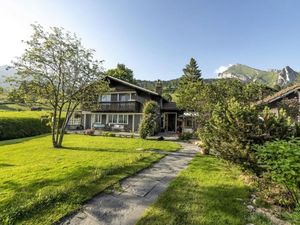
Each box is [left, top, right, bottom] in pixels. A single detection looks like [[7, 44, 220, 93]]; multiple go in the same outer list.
[[95, 114, 101, 122], [118, 114, 128, 124], [108, 114, 128, 124], [131, 93, 137, 100], [101, 94, 111, 102], [108, 114, 118, 123], [186, 118, 193, 127], [119, 93, 130, 101]]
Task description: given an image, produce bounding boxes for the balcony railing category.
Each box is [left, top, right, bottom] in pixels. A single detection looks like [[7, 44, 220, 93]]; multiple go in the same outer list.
[[95, 101, 141, 112]]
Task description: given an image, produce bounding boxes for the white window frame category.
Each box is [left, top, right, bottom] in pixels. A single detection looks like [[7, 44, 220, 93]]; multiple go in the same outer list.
[[100, 94, 111, 102], [107, 114, 128, 124], [100, 92, 137, 102], [118, 93, 131, 102]]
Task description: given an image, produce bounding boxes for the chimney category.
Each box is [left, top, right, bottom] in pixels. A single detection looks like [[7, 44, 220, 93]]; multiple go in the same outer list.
[[155, 80, 163, 95]]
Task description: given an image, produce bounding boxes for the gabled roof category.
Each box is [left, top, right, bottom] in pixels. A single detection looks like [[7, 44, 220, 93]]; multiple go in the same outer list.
[[256, 84, 300, 105], [106, 75, 160, 96]]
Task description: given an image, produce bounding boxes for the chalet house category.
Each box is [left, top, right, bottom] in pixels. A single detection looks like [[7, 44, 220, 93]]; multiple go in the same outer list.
[[69, 76, 195, 133], [256, 84, 300, 121]]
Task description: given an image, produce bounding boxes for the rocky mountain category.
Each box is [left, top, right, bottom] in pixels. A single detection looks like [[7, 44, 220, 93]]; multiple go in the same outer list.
[[218, 64, 300, 87]]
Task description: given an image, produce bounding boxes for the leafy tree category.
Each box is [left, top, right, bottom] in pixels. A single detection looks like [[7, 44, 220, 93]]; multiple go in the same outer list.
[[200, 100, 292, 169], [256, 139, 300, 207], [7, 81, 37, 104], [12, 24, 108, 148], [162, 92, 172, 101], [139, 101, 160, 139], [106, 63, 134, 83], [176, 78, 272, 127]]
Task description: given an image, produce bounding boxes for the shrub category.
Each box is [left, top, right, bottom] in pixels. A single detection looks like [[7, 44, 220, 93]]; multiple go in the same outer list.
[[256, 138, 300, 208], [139, 101, 160, 139], [104, 132, 116, 137], [84, 129, 95, 136], [178, 132, 194, 140], [199, 100, 292, 169], [0, 117, 51, 140]]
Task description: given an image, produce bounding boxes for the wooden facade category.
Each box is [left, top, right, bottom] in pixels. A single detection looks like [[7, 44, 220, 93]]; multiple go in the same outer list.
[[72, 76, 182, 133]]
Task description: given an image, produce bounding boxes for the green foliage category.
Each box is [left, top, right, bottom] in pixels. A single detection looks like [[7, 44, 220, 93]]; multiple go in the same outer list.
[[178, 132, 194, 140], [277, 97, 300, 121], [12, 23, 108, 148], [139, 101, 160, 139], [200, 100, 292, 169], [102, 132, 116, 137], [0, 117, 50, 140], [256, 139, 300, 207], [175, 78, 272, 127], [106, 63, 134, 83], [162, 92, 172, 101]]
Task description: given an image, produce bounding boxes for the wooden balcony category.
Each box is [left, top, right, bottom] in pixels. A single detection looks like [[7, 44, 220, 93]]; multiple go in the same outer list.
[[95, 101, 141, 112]]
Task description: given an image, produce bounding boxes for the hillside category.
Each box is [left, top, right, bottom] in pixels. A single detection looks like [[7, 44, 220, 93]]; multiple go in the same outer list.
[[0, 65, 16, 88], [218, 64, 299, 87], [135, 78, 180, 93]]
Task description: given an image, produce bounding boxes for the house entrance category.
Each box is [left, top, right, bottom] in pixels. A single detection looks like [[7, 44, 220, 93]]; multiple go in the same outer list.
[[167, 113, 176, 132], [85, 114, 91, 129]]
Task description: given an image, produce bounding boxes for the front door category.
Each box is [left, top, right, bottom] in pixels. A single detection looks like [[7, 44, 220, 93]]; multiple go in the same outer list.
[[167, 113, 176, 132], [85, 114, 91, 129]]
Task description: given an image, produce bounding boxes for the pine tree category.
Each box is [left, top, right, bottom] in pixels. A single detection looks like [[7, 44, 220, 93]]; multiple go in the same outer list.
[[180, 58, 202, 84]]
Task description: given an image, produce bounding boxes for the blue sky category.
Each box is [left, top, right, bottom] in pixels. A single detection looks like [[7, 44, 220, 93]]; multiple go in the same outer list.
[[0, 0, 300, 80]]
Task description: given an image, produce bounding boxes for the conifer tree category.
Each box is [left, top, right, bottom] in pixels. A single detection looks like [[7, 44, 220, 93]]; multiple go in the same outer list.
[[180, 58, 202, 84]]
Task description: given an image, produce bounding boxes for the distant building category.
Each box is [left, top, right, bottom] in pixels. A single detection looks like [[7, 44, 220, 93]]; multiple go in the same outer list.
[[256, 84, 300, 121]]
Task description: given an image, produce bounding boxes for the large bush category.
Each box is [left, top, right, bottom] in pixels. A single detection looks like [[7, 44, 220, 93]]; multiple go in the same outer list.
[[139, 101, 160, 139], [0, 117, 51, 140], [199, 100, 292, 169], [256, 139, 300, 207]]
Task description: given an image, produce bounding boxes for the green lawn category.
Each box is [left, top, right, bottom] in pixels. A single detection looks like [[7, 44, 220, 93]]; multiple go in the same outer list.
[[137, 155, 272, 225], [0, 103, 51, 112], [0, 134, 180, 225], [0, 110, 49, 119]]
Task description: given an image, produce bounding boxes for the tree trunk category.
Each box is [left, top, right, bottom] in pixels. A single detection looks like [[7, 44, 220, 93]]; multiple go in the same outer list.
[[52, 108, 59, 148]]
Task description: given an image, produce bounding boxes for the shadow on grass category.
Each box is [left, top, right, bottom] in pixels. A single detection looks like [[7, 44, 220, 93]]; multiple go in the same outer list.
[[1, 155, 160, 225], [0, 134, 50, 147], [61, 146, 148, 154], [0, 163, 15, 167], [138, 176, 251, 225]]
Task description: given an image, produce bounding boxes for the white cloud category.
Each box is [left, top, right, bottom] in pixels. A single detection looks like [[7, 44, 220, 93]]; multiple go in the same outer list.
[[214, 64, 233, 74]]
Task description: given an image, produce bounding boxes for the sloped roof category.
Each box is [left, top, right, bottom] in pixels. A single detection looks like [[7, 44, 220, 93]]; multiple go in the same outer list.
[[106, 76, 160, 96], [162, 102, 178, 110], [256, 84, 300, 105]]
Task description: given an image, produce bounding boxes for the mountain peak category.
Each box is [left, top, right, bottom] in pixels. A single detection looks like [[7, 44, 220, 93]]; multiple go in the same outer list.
[[218, 64, 299, 87]]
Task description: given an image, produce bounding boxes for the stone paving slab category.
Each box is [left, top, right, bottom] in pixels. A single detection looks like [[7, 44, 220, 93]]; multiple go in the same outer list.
[[59, 142, 198, 225]]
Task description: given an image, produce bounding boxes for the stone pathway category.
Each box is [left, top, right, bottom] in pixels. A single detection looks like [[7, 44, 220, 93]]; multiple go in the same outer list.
[[59, 142, 198, 225]]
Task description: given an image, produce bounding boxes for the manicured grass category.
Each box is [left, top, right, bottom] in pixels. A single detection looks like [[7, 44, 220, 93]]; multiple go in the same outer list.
[[137, 155, 272, 225], [0, 110, 49, 119], [0, 103, 51, 112], [0, 134, 180, 225]]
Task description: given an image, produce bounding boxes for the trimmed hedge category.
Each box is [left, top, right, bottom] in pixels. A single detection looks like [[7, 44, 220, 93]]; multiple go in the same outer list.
[[0, 117, 51, 141]]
